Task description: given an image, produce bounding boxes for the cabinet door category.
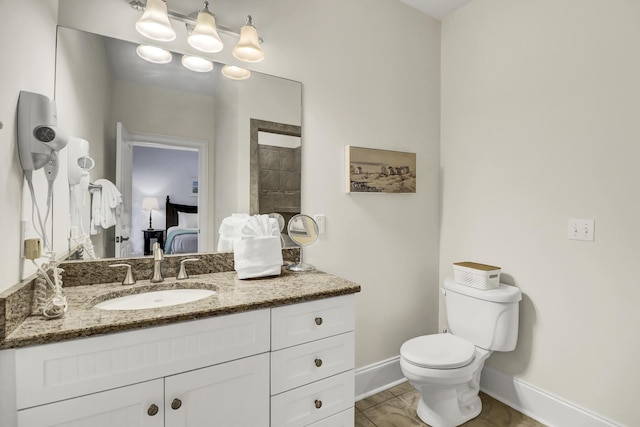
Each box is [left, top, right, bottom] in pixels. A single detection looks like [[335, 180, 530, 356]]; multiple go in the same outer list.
[[165, 353, 270, 427], [17, 379, 163, 427]]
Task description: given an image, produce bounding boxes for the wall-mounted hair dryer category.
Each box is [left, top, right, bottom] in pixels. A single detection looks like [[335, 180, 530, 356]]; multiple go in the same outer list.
[[18, 91, 68, 182]]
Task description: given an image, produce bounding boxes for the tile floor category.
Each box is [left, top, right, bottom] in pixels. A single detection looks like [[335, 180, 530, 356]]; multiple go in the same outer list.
[[355, 382, 546, 427]]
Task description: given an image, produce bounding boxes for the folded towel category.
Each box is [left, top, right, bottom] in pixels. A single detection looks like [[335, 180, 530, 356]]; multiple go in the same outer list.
[[240, 214, 281, 238], [231, 214, 283, 279], [233, 236, 283, 279]]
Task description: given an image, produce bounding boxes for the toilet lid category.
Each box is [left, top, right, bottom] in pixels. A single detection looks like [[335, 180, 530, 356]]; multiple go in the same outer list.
[[401, 334, 475, 369]]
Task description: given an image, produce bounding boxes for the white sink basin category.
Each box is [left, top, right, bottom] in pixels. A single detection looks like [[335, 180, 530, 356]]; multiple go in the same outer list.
[[94, 288, 216, 311]]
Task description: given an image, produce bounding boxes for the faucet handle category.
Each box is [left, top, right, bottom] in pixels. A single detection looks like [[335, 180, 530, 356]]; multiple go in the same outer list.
[[109, 263, 136, 285], [177, 258, 200, 280]]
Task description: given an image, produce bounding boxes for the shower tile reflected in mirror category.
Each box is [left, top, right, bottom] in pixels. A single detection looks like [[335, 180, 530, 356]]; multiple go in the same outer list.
[[250, 120, 302, 224]]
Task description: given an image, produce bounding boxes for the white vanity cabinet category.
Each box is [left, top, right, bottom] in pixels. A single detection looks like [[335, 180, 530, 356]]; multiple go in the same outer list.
[[271, 294, 356, 426], [2, 294, 357, 427], [13, 309, 271, 427]]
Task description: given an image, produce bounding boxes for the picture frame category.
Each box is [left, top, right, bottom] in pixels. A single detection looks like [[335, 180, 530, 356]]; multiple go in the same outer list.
[[190, 177, 198, 196], [346, 146, 416, 193]]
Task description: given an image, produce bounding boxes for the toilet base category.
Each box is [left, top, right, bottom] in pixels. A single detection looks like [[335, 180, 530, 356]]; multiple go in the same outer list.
[[415, 389, 481, 427], [401, 348, 491, 427]]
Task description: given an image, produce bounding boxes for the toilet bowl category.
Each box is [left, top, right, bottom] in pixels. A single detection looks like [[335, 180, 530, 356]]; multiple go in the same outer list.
[[400, 334, 491, 427], [400, 278, 522, 427]]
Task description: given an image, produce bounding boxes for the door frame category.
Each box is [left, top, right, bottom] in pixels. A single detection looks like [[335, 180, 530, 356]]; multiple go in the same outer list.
[[129, 131, 210, 253]]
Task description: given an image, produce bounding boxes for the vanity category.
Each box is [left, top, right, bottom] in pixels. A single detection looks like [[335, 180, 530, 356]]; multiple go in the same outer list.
[[0, 263, 361, 427]]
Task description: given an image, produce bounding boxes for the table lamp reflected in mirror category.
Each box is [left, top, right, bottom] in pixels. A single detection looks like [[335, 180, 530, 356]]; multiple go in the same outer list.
[[141, 197, 159, 230]]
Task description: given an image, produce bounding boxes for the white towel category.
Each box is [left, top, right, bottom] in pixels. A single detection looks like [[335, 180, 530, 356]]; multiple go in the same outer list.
[[217, 213, 250, 251], [233, 215, 283, 279], [90, 179, 122, 235], [233, 236, 283, 279]]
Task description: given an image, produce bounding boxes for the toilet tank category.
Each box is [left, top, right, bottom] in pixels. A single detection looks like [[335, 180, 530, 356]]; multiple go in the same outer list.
[[443, 277, 522, 351]]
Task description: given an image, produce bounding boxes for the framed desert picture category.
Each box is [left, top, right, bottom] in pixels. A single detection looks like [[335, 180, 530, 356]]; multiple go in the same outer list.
[[346, 146, 416, 193]]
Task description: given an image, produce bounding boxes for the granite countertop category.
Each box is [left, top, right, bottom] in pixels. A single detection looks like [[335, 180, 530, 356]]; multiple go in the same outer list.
[[0, 269, 360, 350]]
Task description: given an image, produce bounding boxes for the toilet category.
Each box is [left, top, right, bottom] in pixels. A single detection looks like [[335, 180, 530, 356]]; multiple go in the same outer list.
[[400, 277, 522, 427]]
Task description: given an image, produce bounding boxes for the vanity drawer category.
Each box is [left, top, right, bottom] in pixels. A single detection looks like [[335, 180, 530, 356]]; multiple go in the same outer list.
[[271, 371, 354, 427], [307, 407, 354, 427], [14, 309, 270, 410], [271, 295, 355, 350], [271, 332, 354, 394]]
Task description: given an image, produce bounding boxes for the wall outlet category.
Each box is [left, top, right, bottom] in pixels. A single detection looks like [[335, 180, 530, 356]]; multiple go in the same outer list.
[[24, 238, 42, 260], [314, 214, 326, 234], [568, 219, 595, 241]]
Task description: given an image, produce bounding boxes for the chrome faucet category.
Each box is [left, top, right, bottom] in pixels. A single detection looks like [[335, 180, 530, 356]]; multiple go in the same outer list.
[[150, 242, 164, 283]]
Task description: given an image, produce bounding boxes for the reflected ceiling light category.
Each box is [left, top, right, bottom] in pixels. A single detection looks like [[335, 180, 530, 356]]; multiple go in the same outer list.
[[232, 16, 264, 63], [130, 0, 264, 64], [136, 44, 172, 64], [187, 1, 223, 53], [135, 0, 176, 41], [221, 65, 251, 80], [181, 55, 214, 73]]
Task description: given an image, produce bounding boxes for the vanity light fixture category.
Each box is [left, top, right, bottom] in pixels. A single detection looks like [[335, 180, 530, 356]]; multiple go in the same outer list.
[[134, 0, 176, 42], [187, 2, 223, 53], [232, 16, 264, 63], [131, 0, 264, 62], [221, 65, 251, 80], [181, 55, 214, 73], [136, 44, 172, 64]]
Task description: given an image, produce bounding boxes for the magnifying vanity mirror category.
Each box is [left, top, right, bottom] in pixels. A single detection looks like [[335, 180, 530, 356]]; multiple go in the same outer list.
[[286, 214, 319, 272], [53, 26, 302, 260]]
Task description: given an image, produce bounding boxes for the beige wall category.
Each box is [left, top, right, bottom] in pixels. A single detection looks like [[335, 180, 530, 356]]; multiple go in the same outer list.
[[441, 0, 640, 424], [0, 0, 59, 283]]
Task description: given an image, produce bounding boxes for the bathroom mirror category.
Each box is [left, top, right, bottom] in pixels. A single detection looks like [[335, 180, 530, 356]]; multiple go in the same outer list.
[[286, 214, 319, 272], [54, 26, 302, 259]]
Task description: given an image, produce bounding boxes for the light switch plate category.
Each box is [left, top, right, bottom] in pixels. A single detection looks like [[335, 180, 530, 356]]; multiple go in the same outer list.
[[568, 219, 595, 241], [314, 214, 326, 234]]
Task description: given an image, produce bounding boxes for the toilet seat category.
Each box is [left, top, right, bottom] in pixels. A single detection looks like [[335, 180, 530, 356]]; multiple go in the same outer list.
[[401, 334, 475, 369]]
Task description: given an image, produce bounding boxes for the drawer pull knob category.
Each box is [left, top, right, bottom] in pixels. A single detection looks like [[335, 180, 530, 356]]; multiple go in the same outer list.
[[315, 358, 323, 367], [147, 404, 159, 416], [171, 398, 182, 410], [315, 317, 323, 326], [314, 399, 323, 409]]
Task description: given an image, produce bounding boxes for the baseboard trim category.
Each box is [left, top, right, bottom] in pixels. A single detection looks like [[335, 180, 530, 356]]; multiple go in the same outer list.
[[355, 356, 620, 426], [354, 355, 405, 401], [479, 365, 619, 427]]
